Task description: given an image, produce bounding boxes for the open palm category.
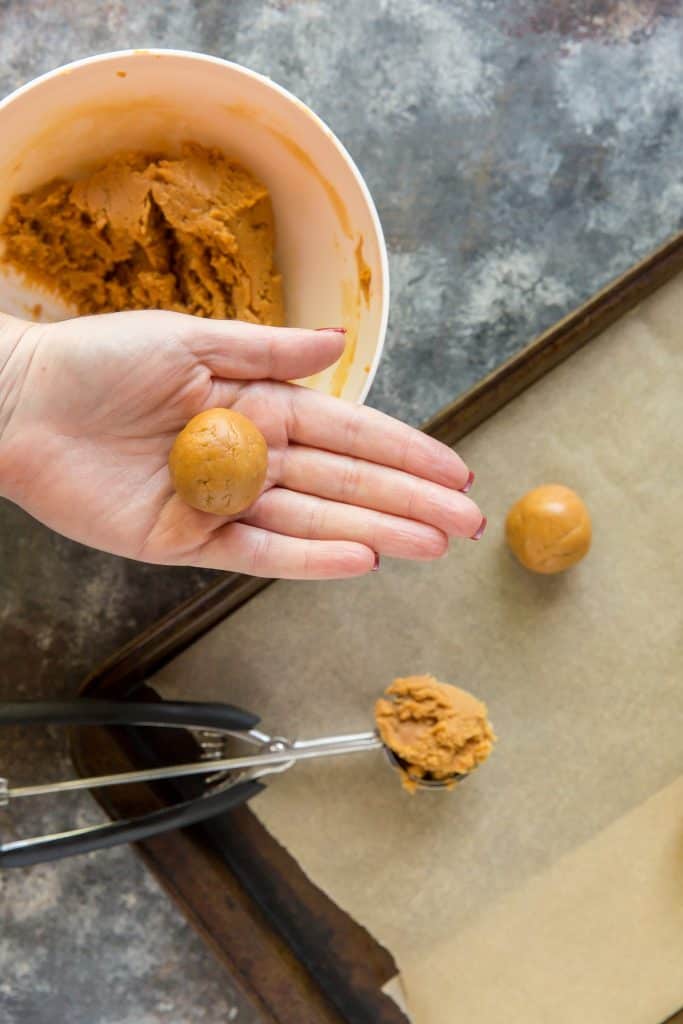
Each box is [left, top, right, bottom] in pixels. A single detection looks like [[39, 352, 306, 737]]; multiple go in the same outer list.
[[0, 311, 483, 579]]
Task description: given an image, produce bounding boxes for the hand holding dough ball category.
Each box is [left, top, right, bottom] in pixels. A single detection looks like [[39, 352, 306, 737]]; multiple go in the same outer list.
[[169, 409, 268, 516], [505, 484, 591, 574]]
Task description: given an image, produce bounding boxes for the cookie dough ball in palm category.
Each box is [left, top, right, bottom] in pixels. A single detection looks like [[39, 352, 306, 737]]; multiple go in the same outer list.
[[505, 484, 591, 574], [169, 408, 268, 516]]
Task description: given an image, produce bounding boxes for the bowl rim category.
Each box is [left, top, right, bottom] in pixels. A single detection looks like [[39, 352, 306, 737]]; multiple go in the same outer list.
[[0, 48, 389, 405]]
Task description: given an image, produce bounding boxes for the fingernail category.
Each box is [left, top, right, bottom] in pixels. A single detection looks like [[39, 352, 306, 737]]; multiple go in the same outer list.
[[371, 552, 380, 572], [316, 327, 347, 334], [470, 516, 487, 541], [460, 470, 475, 494]]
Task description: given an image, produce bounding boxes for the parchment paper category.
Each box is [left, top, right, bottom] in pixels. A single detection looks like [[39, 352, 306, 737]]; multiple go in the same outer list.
[[155, 272, 683, 1022], [406, 778, 683, 1023]]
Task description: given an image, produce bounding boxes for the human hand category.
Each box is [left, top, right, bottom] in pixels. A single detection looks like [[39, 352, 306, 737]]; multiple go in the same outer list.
[[0, 311, 484, 579]]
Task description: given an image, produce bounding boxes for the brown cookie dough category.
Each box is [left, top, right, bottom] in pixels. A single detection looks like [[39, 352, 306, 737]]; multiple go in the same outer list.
[[375, 675, 496, 792], [169, 408, 268, 516], [0, 143, 284, 323], [506, 484, 591, 574]]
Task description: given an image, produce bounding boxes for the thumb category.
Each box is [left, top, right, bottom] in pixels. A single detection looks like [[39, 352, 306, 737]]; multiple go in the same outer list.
[[184, 319, 347, 381]]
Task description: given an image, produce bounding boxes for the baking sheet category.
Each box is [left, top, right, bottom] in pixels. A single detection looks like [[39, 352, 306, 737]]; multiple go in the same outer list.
[[155, 272, 683, 1022]]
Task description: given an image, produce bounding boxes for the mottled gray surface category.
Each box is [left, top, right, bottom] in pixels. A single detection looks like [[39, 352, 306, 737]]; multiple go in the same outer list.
[[1, 1, 682, 1021]]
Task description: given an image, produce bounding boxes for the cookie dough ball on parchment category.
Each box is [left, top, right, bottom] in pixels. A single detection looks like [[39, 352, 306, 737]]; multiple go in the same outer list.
[[505, 484, 591, 575]]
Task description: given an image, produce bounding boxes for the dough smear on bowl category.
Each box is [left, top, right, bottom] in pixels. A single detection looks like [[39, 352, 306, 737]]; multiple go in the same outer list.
[[0, 143, 284, 322], [375, 674, 496, 792]]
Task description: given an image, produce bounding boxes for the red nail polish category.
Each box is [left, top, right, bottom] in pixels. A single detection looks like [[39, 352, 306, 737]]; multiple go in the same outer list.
[[470, 516, 487, 541], [316, 327, 347, 334], [460, 470, 475, 494], [371, 552, 380, 572]]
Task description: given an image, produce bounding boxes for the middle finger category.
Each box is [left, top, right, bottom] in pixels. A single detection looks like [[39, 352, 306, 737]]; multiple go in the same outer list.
[[280, 446, 484, 539], [244, 486, 449, 560]]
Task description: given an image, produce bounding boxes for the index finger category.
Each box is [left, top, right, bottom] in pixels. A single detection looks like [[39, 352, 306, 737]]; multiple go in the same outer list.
[[286, 387, 472, 490], [185, 319, 347, 382]]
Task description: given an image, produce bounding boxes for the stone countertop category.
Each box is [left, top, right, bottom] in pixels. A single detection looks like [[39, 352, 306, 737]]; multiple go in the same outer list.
[[0, 1, 681, 1022]]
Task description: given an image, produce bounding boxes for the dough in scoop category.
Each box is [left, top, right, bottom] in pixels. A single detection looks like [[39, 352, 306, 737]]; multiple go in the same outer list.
[[375, 675, 496, 792]]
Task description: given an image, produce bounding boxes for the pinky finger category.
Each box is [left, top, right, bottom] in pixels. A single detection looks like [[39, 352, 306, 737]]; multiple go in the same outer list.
[[190, 521, 377, 580]]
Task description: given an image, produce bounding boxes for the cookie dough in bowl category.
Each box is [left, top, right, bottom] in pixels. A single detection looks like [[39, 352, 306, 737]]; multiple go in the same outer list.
[[0, 49, 389, 403], [0, 144, 284, 322]]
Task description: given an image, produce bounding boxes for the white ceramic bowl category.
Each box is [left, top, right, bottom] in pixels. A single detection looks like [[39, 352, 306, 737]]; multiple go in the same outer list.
[[0, 49, 389, 403]]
